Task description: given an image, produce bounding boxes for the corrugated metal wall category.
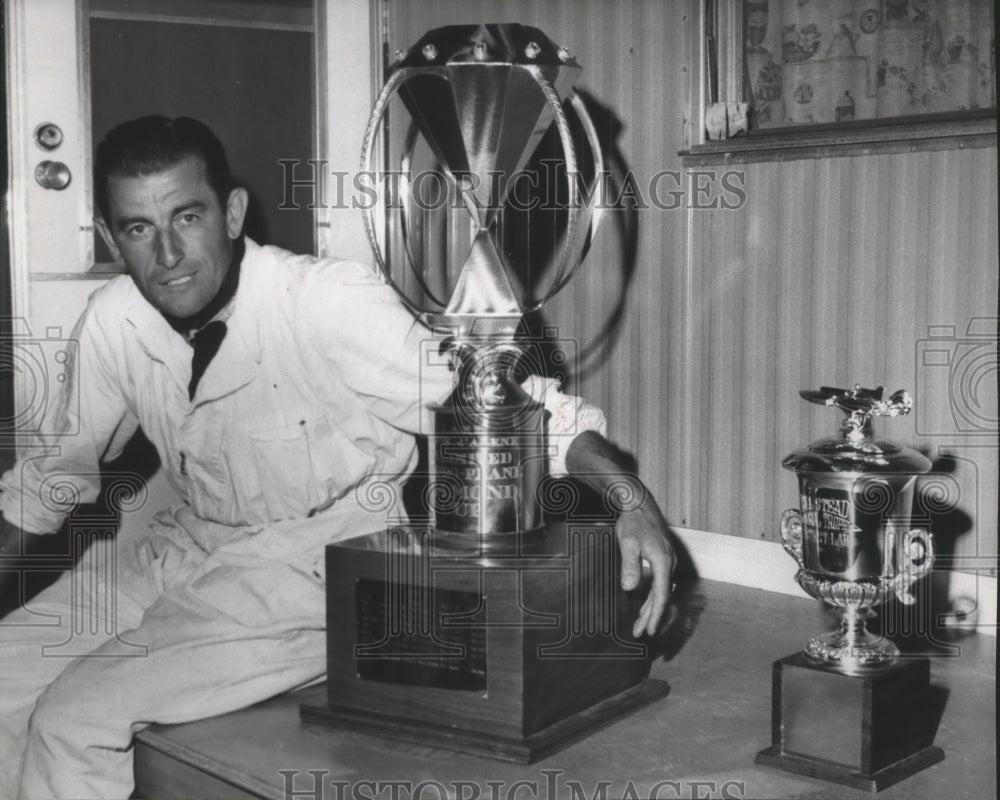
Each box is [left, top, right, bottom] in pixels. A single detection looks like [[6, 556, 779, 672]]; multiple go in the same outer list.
[[380, 0, 998, 573]]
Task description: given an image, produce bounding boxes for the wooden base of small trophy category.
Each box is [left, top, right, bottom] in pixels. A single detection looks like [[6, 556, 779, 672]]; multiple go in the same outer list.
[[755, 653, 944, 792], [300, 522, 668, 763]]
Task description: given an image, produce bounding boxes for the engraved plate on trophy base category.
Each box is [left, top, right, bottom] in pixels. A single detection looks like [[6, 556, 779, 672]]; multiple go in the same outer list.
[[755, 653, 944, 791], [301, 522, 669, 763]]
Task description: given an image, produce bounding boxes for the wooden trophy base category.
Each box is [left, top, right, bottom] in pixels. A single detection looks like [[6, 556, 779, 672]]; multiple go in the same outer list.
[[301, 522, 668, 763], [755, 652, 944, 792]]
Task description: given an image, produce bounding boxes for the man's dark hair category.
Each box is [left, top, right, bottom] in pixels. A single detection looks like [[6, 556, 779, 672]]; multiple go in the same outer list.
[[94, 116, 232, 220]]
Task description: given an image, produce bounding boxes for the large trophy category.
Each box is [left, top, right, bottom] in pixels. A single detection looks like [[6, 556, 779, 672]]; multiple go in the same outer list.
[[301, 24, 667, 762], [756, 385, 945, 790]]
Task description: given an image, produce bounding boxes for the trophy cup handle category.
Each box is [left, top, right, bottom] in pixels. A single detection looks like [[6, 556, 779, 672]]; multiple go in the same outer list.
[[893, 528, 935, 606], [779, 509, 805, 567]]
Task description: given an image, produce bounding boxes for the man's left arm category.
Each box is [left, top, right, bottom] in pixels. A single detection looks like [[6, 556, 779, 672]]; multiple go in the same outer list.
[[565, 429, 676, 639]]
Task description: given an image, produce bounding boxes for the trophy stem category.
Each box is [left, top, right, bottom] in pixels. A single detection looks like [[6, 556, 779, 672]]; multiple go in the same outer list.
[[805, 604, 899, 671]]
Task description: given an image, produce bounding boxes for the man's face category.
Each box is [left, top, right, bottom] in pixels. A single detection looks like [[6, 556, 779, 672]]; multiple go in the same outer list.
[[96, 156, 247, 320]]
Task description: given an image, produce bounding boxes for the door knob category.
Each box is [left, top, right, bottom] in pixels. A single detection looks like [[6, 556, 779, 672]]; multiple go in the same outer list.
[[35, 161, 72, 190]]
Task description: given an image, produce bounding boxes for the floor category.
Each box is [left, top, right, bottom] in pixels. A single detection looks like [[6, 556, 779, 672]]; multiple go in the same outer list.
[[133, 577, 997, 800]]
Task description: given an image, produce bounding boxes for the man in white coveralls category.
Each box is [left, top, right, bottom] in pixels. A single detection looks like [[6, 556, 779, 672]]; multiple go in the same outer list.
[[0, 116, 675, 799]]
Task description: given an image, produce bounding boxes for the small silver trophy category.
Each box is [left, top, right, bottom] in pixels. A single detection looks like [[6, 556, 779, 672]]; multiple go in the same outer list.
[[757, 385, 944, 790], [779, 385, 934, 670]]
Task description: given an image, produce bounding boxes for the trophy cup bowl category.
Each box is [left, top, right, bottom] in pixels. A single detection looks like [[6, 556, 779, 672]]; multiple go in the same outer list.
[[780, 494, 933, 670], [779, 385, 934, 671]]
